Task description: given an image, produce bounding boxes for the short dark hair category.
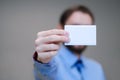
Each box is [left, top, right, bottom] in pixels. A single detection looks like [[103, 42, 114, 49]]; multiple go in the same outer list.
[[59, 5, 95, 27]]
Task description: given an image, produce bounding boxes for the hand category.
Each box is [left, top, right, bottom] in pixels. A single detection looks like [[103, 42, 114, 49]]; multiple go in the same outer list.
[[35, 29, 69, 63]]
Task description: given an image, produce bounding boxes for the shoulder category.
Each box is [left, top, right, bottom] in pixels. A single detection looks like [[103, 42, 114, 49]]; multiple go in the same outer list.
[[83, 57, 106, 79], [83, 57, 103, 71]]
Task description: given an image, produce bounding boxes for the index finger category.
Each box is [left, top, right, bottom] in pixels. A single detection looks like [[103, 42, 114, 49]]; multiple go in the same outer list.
[[37, 29, 68, 37]]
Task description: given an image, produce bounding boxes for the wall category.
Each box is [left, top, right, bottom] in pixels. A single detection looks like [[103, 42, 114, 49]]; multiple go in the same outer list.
[[0, 0, 120, 80]]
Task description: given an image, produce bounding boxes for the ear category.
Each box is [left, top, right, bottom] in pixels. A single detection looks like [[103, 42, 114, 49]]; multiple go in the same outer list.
[[57, 24, 64, 29]]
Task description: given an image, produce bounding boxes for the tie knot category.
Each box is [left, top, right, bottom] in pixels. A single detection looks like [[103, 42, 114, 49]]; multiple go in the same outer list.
[[76, 60, 83, 64]]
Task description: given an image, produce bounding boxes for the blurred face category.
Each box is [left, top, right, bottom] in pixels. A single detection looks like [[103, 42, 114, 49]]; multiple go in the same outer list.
[[63, 11, 93, 54]]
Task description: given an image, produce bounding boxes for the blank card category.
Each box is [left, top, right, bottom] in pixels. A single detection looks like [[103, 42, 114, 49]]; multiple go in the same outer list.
[[64, 25, 96, 45]]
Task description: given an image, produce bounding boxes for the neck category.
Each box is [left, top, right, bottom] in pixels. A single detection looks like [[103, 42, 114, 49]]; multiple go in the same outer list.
[[74, 52, 81, 59]]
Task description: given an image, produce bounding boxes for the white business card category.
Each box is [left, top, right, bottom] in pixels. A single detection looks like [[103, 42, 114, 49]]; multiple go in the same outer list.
[[64, 25, 96, 45]]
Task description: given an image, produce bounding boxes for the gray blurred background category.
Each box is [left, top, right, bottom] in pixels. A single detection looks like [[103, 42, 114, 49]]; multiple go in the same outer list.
[[0, 0, 120, 80]]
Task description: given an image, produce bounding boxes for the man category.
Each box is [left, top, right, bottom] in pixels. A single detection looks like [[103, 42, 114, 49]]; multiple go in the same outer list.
[[33, 5, 105, 80]]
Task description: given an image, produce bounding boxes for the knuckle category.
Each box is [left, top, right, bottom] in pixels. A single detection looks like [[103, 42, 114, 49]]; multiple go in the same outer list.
[[36, 38, 43, 44], [35, 39, 38, 44], [37, 32, 41, 37], [36, 46, 43, 52], [35, 47, 39, 52]]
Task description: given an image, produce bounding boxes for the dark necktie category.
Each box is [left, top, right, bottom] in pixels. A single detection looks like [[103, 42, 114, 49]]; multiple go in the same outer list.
[[75, 60, 83, 73], [75, 60, 84, 80]]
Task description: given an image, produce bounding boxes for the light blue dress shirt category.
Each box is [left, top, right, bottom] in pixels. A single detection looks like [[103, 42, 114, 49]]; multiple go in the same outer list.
[[34, 45, 105, 80]]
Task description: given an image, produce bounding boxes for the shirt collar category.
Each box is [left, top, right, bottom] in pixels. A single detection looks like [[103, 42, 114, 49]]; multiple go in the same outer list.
[[58, 45, 86, 68]]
